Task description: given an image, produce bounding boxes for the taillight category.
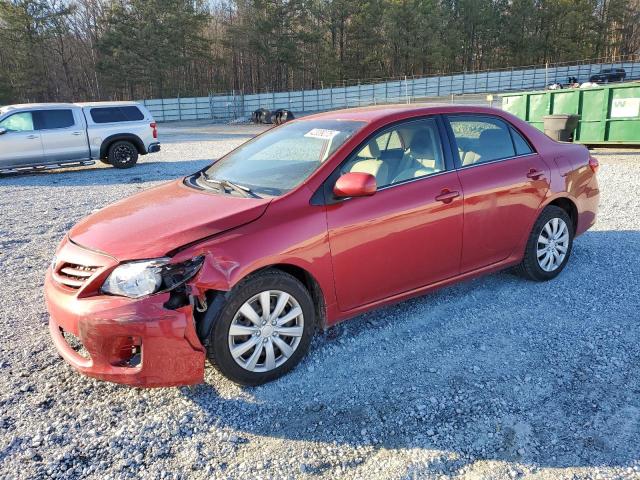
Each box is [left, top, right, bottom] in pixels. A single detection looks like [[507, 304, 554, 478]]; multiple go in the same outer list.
[[150, 122, 158, 139], [589, 156, 599, 173]]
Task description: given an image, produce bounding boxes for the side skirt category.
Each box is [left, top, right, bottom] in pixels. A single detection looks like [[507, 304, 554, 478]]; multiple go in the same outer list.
[[326, 254, 522, 327]]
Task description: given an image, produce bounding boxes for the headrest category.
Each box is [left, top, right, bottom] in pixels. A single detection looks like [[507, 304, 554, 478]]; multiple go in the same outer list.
[[410, 133, 434, 157], [359, 140, 381, 159]]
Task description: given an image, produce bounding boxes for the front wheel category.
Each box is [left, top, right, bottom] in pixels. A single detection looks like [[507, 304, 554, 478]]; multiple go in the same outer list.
[[514, 205, 574, 281], [207, 270, 315, 385]]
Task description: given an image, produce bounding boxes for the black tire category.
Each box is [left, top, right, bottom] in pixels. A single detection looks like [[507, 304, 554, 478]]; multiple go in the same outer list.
[[207, 270, 315, 386], [514, 205, 573, 281], [108, 141, 139, 169]]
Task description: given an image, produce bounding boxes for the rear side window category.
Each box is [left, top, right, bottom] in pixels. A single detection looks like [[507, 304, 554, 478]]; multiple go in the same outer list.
[[34, 110, 75, 130], [447, 115, 516, 166], [90, 106, 144, 123], [510, 127, 534, 155]]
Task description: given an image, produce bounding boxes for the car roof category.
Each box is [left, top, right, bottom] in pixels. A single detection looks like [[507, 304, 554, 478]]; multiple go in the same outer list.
[[75, 101, 142, 108], [2, 103, 77, 110], [301, 103, 509, 123], [1, 101, 142, 111]]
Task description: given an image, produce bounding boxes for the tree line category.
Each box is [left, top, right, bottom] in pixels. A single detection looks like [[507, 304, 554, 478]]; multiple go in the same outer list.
[[0, 0, 639, 104]]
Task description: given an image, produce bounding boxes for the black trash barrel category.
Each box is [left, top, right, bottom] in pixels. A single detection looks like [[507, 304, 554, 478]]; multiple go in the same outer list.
[[543, 114, 580, 142]]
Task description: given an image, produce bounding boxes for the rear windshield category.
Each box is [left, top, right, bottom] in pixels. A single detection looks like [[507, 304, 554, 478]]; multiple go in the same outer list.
[[90, 106, 145, 123]]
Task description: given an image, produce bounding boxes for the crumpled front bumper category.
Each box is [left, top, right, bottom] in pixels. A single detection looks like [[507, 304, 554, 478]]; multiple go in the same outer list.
[[45, 267, 205, 388]]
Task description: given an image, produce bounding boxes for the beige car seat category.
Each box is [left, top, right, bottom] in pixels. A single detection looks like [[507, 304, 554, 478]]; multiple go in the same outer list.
[[345, 140, 390, 186], [393, 134, 443, 183]]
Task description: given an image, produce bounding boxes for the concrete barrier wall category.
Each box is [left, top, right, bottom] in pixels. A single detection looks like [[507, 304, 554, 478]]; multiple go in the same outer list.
[[140, 60, 640, 122]]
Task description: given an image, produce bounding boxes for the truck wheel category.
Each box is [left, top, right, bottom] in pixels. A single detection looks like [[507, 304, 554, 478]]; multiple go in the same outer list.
[[108, 141, 138, 169]]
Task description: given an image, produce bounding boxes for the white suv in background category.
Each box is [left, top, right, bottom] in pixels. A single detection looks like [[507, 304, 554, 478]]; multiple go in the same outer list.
[[0, 102, 160, 173]]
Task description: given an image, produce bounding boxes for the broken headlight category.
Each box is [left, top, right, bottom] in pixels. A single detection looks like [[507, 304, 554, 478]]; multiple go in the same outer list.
[[101, 256, 204, 299]]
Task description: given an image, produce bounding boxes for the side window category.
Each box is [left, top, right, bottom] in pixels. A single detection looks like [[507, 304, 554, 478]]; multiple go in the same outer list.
[[34, 110, 75, 130], [121, 106, 145, 121], [447, 115, 516, 166], [510, 127, 534, 155], [91, 107, 125, 123], [90, 106, 144, 124], [343, 118, 445, 188], [0, 112, 34, 132]]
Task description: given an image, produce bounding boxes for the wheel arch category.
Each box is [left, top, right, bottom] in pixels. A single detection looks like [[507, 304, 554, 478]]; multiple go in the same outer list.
[[544, 195, 579, 234], [193, 262, 328, 347], [100, 134, 146, 159], [513, 194, 578, 266], [264, 263, 327, 329]]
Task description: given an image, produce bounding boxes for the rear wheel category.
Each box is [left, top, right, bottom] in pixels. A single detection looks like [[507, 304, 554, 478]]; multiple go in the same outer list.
[[207, 270, 315, 385], [514, 205, 573, 281], [108, 141, 138, 169]]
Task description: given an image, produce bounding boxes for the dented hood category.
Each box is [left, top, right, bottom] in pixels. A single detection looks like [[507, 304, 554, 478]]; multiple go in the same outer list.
[[69, 179, 270, 260]]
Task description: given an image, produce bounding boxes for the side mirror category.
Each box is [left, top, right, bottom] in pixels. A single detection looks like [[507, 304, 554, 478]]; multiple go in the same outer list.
[[333, 172, 377, 198], [0, 128, 7, 136]]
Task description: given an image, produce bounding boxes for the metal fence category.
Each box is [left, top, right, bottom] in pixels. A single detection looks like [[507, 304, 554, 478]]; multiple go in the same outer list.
[[140, 56, 640, 123]]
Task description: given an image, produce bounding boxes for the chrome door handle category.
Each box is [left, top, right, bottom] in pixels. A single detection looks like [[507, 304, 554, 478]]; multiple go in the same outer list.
[[26, 134, 38, 139], [71, 132, 83, 136]]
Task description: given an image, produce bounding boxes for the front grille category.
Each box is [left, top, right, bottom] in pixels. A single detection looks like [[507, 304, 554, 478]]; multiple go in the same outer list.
[[54, 262, 98, 289]]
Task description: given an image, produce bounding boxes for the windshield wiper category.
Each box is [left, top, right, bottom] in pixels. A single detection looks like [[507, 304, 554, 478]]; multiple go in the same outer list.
[[201, 173, 261, 198]]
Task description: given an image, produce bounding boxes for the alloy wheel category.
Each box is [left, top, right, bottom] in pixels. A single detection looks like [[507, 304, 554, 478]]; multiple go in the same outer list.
[[536, 217, 569, 272], [228, 290, 304, 372], [114, 145, 134, 164]]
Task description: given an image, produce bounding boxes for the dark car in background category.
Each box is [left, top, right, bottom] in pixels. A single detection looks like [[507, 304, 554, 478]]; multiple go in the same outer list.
[[589, 68, 626, 83]]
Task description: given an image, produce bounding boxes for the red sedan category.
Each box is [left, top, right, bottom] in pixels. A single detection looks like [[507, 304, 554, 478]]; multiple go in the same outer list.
[[45, 105, 600, 387]]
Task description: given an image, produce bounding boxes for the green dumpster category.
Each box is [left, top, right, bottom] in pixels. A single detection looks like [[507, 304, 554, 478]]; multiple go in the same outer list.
[[502, 81, 640, 146]]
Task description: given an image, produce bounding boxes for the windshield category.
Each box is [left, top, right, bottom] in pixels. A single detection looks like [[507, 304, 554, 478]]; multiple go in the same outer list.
[[200, 119, 365, 196]]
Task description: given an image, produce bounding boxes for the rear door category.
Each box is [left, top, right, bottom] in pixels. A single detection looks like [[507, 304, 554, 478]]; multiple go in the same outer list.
[[36, 109, 90, 162], [445, 114, 551, 273], [0, 111, 44, 168]]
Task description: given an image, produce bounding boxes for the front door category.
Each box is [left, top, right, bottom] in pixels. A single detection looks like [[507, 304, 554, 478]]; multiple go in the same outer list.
[[325, 117, 464, 312], [0, 112, 44, 168], [445, 114, 551, 272]]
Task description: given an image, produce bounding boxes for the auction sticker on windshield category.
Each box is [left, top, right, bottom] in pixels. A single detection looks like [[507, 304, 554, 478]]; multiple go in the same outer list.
[[304, 128, 340, 140]]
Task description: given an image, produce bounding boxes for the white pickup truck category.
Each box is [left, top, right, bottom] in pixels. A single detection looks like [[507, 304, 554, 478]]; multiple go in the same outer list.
[[0, 101, 160, 173]]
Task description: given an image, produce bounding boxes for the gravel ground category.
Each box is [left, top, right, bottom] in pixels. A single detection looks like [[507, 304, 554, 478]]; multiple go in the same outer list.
[[1, 122, 639, 480]]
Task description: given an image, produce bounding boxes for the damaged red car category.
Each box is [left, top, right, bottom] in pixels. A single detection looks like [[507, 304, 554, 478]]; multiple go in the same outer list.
[[45, 105, 599, 387]]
